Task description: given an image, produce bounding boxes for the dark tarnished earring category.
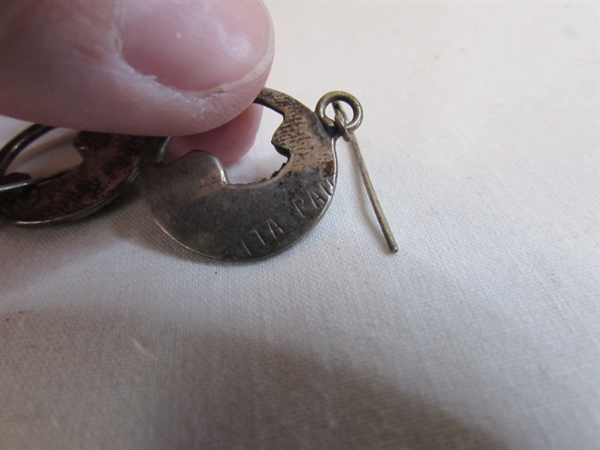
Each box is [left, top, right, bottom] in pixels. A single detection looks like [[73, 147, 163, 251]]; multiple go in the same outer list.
[[0, 88, 395, 261], [141, 88, 397, 261], [0, 126, 167, 226]]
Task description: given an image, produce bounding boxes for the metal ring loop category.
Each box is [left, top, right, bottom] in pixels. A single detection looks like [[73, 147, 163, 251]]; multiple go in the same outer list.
[[0, 124, 58, 190], [315, 91, 363, 134]]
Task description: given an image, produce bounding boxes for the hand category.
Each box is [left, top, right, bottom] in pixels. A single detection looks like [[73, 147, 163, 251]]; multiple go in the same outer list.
[[0, 0, 274, 163]]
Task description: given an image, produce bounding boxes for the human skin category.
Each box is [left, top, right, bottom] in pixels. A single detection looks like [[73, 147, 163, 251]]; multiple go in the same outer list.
[[0, 0, 274, 164]]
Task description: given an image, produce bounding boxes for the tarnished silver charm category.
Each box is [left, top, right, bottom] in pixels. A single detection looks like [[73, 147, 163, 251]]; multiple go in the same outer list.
[[0, 125, 168, 226], [1, 87, 396, 260], [142, 88, 340, 261]]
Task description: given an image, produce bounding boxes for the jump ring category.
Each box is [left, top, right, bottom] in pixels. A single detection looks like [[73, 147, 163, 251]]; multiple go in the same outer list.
[[315, 91, 363, 134]]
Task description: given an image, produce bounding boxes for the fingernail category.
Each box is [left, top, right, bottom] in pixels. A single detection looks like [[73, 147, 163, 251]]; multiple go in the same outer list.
[[120, 0, 273, 94]]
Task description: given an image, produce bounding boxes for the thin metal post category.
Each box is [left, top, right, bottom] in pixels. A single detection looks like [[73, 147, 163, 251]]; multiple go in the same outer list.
[[333, 101, 398, 253]]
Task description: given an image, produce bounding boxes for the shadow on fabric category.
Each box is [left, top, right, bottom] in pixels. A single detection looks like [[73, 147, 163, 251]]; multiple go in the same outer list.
[[0, 306, 508, 450]]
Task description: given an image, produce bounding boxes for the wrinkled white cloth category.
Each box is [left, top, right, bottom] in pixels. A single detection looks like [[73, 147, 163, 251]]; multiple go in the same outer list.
[[1, 3, 598, 449]]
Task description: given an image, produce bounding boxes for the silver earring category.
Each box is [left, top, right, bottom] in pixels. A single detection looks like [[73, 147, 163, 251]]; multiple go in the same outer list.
[[0, 88, 395, 261]]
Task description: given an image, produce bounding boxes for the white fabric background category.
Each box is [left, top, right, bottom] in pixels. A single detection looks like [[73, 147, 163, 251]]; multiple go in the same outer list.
[[1, 2, 598, 449]]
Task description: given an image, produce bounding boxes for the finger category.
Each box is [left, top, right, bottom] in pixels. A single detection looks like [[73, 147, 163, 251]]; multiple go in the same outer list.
[[168, 104, 263, 165], [0, 0, 274, 137]]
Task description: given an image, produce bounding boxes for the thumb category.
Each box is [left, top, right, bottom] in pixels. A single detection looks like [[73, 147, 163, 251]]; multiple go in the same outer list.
[[0, 0, 274, 137]]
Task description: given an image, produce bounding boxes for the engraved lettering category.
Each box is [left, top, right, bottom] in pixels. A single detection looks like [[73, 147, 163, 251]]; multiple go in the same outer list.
[[266, 219, 284, 238], [240, 239, 253, 256], [308, 188, 327, 208], [293, 198, 306, 218], [249, 228, 267, 246], [320, 177, 334, 196]]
